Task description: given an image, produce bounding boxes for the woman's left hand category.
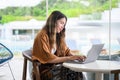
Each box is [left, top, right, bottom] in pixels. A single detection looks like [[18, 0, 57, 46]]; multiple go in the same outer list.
[[76, 55, 86, 62]]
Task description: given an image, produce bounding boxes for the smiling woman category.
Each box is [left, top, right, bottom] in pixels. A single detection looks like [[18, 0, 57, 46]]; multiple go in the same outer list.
[[32, 10, 85, 80]]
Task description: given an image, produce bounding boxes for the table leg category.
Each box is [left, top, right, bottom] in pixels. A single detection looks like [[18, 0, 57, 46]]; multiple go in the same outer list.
[[95, 72, 104, 80]]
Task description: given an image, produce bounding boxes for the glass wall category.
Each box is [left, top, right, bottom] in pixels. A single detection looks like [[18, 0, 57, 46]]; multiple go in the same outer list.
[[47, 0, 120, 80]]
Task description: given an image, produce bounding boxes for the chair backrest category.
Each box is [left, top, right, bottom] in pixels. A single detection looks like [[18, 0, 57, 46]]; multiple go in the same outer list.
[[22, 49, 32, 62], [0, 43, 13, 65], [22, 49, 41, 80]]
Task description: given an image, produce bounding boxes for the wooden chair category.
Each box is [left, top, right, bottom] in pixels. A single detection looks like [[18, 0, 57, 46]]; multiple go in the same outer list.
[[22, 49, 41, 80]]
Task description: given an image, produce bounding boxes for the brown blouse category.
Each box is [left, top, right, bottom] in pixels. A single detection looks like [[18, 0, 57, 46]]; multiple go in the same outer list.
[[32, 30, 70, 64]]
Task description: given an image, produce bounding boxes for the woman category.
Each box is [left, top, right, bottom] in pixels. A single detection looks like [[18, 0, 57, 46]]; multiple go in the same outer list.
[[32, 10, 86, 80]]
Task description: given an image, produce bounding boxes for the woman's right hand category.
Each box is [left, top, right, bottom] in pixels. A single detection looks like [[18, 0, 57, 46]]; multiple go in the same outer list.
[[69, 55, 86, 61]]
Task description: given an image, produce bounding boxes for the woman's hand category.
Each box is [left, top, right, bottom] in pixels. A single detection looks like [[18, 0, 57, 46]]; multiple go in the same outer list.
[[69, 55, 86, 61]]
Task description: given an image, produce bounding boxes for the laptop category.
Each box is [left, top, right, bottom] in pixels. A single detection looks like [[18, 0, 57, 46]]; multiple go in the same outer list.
[[67, 44, 104, 64]]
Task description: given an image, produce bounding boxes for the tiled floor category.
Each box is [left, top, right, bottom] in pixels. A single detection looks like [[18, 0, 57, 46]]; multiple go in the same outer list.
[[0, 57, 31, 80]]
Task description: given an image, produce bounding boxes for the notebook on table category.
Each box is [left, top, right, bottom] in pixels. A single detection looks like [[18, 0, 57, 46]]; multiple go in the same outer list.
[[67, 44, 104, 64]]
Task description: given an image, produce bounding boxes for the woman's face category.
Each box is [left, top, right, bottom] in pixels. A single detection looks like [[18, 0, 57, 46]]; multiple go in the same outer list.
[[55, 17, 66, 33]]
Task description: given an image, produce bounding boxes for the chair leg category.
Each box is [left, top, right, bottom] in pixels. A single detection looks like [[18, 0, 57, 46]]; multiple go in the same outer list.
[[114, 73, 119, 80], [8, 62, 15, 80], [22, 58, 27, 80], [36, 63, 40, 80], [32, 68, 36, 80], [33, 62, 40, 80]]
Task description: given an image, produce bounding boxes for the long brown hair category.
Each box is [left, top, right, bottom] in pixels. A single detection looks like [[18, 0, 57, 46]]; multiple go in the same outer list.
[[42, 11, 67, 55]]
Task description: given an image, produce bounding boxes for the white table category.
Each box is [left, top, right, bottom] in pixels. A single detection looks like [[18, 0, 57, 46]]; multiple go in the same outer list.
[[63, 60, 120, 80]]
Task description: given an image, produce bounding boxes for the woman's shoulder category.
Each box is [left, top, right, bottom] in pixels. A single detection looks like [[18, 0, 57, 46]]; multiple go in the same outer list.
[[36, 29, 48, 39], [39, 29, 47, 35]]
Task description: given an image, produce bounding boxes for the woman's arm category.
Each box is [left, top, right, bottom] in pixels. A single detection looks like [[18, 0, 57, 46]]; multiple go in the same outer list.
[[47, 55, 86, 63]]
